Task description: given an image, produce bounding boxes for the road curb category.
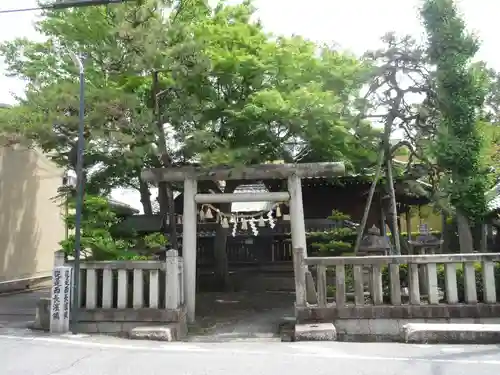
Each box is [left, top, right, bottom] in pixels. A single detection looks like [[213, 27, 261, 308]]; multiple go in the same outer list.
[[402, 323, 500, 344]]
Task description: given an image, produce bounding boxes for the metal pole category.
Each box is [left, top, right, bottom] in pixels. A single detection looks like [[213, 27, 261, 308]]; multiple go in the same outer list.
[[69, 52, 85, 335]]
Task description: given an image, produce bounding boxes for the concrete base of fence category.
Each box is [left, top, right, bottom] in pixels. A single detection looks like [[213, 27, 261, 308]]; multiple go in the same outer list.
[[30, 297, 187, 339], [294, 323, 337, 341], [295, 304, 500, 342], [74, 307, 188, 337], [402, 323, 500, 344]]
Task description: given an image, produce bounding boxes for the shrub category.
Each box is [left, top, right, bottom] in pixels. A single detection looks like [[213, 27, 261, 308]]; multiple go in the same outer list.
[[309, 210, 357, 256]]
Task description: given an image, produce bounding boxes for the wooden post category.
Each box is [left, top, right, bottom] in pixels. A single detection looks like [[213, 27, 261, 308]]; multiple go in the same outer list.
[[183, 178, 197, 322]]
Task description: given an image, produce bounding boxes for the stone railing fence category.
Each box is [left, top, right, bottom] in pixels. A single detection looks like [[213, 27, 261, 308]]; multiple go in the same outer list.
[[294, 248, 500, 341], [60, 251, 184, 310], [304, 253, 500, 307], [38, 249, 186, 337], [294, 248, 500, 326], [296, 251, 500, 308]]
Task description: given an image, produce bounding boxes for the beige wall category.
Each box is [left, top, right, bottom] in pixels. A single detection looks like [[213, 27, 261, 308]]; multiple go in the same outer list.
[[0, 145, 65, 282]]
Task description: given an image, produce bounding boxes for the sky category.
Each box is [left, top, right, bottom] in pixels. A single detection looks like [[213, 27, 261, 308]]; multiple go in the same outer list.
[[0, 0, 499, 211]]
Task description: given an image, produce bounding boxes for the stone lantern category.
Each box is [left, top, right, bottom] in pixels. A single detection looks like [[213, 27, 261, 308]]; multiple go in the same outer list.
[[408, 224, 443, 294], [408, 224, 443, 256], [358, 225, 392, 301], [358, 225, 392, 256]]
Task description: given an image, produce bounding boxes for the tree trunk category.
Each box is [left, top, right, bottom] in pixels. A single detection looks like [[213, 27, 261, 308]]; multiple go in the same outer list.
[[138, 176, 153, 215], [152, 71, 178, 252], [441, 213, 448, 252], [456, 211, 474, 253], [381, 195, 410, 255], [354, 147, 385, 254], [385, 159, 401, 255]]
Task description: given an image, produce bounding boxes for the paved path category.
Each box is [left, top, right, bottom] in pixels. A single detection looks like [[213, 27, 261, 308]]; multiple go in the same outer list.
[[2, 331, 500, 375], [190, 291, 295, 341]]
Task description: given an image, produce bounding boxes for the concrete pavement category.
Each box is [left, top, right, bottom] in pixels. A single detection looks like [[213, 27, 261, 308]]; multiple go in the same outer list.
[[1, 330, 500, 375]]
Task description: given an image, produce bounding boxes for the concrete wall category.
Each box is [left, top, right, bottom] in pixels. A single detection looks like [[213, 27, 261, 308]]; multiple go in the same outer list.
[[0, 145, 65, 283]]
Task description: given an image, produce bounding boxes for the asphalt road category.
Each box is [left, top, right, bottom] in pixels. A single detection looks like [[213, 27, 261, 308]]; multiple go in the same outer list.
[[2, 330, 500, 375]]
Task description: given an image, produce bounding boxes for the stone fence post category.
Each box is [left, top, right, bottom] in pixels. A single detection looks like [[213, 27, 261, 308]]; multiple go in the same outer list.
[[165, 249, 180, 309]]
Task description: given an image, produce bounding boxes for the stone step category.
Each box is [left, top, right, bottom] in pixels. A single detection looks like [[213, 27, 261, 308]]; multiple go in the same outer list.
[[294, 323, 337, 341], [129, 323, 185, 342], [402, 323, 500, 344]]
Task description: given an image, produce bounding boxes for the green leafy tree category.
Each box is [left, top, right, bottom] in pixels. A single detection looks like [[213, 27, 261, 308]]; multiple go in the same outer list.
[[1, 0, 380, 285], [60, 195, 138, 260], [421, 0, 490, 252], [166, 3, 378, 169], [0, 0, 377, 210], [0, 1, 170, 214]]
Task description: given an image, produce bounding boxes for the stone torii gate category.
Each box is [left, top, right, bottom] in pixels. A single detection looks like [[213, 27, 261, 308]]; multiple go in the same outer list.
[[141, 162, 345, 322]]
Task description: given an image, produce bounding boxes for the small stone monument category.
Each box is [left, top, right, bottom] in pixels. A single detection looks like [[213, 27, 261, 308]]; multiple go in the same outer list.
[[50, 266, 72, 333]]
